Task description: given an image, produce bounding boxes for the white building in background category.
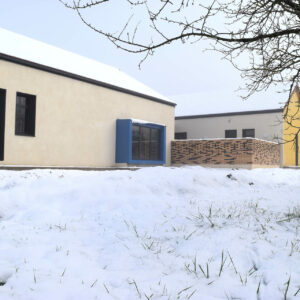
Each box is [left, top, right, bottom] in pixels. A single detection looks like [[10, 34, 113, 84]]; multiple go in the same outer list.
[[175, 109, 283, 141], [173, 92, 284, 141]]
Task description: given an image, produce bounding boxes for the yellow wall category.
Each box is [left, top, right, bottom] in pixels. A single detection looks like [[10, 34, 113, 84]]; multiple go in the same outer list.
[[0, 60, 174, 167], [283, 87, 300, 166]]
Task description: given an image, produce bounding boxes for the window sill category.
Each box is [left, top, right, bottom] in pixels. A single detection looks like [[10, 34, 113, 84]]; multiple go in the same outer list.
[[15, 133, 35, 137], [128, 159, 165, 165]]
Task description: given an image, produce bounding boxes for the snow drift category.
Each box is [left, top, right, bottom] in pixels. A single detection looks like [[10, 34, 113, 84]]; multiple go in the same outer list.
[[0, 167, 299, 300]]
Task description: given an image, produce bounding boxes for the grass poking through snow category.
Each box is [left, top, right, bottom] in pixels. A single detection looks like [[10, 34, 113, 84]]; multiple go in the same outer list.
[[0, 167, 298, 299]]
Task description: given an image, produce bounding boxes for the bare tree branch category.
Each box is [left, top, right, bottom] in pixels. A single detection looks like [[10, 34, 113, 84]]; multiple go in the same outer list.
[[59, 0, 300, 138]]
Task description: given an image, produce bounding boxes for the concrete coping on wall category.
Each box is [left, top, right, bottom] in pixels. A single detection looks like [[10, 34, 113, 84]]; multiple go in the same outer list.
[[173, 137, 279, 145]]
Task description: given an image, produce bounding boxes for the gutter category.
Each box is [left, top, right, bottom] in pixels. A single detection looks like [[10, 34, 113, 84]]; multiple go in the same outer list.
[[175, 108, 283, 119]]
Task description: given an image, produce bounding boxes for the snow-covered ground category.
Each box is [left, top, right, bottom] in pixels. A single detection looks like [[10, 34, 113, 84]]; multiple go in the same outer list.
[[0, 167, 299, 300]]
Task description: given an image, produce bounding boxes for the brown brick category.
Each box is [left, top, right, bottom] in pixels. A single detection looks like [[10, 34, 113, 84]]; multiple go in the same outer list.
[[171, 139, 280, 167]]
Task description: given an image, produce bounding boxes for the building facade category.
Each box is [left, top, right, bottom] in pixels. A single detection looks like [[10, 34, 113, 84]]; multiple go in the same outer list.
[[175, 109, 283, 142], [0, 28, 175, 168]]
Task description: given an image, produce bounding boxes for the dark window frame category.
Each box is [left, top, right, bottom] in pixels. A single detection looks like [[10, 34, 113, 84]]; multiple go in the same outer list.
[[15, 92, 36, 137], [242, 128, 255, 138], [0, 89, 6, 161], [225, 129, 237, 138], [132, 124, 162, 161]]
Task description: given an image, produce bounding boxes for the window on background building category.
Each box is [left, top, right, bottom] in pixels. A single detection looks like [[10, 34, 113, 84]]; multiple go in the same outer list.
[[225, 129, 237, 138], [15, 92, 36, 136], [175, 132, 187, 140], [132, 125, 161, 161], [242, 129, 255, 138]]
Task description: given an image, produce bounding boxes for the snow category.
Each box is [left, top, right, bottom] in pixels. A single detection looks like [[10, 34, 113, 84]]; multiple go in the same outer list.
[[0, 27, 173, 104], [172, 90, 285, 117], [130, 119, 166, 126], [174, 137, 279, 144], [0, 167, 299, 300]]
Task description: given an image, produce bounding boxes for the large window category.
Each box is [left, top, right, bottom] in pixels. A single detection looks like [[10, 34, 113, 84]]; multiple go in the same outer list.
[[15, 92, 36, 136], [242, 129, 255, 138], [132, 125, 161, 161], [225, 130, 237, 138], [116, 119, 166, 165]]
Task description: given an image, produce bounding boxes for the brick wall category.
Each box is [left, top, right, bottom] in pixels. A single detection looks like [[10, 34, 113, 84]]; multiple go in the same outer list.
[[252, 139, 280, 166], [171, 138, 280, 167]]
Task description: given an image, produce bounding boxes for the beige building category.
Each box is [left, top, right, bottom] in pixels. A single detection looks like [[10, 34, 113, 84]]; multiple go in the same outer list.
[[0, 28, 175, 168]]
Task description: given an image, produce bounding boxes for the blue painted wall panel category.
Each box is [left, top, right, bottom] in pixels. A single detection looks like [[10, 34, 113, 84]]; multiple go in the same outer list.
[[115, 119, 130, 163]]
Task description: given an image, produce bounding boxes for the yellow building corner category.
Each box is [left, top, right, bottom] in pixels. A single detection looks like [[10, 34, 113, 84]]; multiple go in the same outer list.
[[283, 85, 300, 166]]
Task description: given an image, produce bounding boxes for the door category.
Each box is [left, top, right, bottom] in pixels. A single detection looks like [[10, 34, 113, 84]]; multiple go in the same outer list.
[[0, 89, 6, 161]]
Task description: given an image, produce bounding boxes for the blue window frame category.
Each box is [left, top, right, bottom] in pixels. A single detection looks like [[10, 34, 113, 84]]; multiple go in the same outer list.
[[116, 119, 166, 165]]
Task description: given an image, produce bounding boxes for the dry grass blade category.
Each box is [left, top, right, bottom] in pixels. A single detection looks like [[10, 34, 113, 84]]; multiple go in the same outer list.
[[284, 276, 291, 300]]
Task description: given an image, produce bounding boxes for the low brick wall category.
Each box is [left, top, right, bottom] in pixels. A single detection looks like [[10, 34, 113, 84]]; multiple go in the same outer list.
[[171, 138, 280, 167]]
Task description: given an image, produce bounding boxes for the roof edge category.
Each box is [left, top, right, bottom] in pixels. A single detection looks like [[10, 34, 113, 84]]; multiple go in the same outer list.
[[175, 108, 284, 120], [293, 84, 300, 97], [0, 52, 176, 107]]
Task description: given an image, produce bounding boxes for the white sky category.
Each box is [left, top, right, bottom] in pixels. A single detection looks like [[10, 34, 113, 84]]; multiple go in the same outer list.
[[0, 0, 287, 116]]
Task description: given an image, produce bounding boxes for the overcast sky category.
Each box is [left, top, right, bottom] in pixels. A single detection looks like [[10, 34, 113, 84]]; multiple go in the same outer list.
[[0, 1, 285, 115]]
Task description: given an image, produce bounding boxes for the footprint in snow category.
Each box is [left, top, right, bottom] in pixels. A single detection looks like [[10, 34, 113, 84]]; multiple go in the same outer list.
[[226, 173, 237, 181], [0, 269, 13, 286]]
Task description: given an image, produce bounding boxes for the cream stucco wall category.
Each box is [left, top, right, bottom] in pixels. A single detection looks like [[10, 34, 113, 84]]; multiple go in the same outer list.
[[0, 60, 174, 167], [175, 113, 283, 142]]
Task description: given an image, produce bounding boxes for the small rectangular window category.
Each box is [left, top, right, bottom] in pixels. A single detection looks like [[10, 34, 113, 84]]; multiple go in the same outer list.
[[225, 130, 237, 138], [132, 124, 162, 161], [15, 92, 36, 136], [242, 129, 255, 138], [175, 132, 187, 139]]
